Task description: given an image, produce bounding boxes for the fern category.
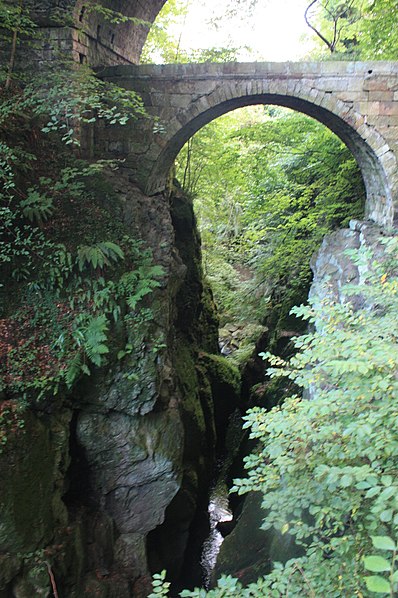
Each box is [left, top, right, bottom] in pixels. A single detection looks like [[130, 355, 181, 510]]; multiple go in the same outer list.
[[65, 353, 84, 388], [119, 264, 164, 310], [76, 241, 124, 271], [20, 190, 53, 224], [82, 314, 109, 366]]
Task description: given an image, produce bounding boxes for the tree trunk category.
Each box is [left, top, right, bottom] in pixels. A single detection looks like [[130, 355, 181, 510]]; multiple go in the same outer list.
[[5, 0, 23, 90]]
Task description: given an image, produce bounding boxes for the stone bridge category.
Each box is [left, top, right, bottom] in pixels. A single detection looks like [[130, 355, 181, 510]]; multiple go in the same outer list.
[[96, 61, 398, 226]]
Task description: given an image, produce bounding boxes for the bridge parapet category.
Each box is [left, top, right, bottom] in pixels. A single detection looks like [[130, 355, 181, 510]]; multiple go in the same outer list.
[[96, 61, 398, 226]]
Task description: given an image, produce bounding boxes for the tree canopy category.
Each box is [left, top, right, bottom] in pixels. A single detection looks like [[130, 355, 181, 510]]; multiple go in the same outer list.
[[304, 0, 398, 58], [176, 106, 364, 332]]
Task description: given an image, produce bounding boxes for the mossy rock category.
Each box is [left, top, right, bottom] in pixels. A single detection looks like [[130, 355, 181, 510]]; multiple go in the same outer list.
[[198, 353, 241, 445], [0, 410, 70, 553], [198, 353, 240, 396]]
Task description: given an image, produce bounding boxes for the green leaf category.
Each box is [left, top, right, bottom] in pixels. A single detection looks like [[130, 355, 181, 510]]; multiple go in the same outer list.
[[365, 575, 391, 594], [372, 536, 396, 551], [340, 473, 352, 488], [380, 509, 393, 523], [81, 364, 91, 376], [363, 556, 391, 573]]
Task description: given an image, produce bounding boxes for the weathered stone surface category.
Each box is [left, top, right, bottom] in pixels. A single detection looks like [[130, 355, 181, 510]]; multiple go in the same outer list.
[[97, 62, 398, 227], [77, 409, 183, 534], [309, 226, 361, 304], [0, 168, 222, 596], [0, 410, 71, 595], [213, 492, 298, 586], [0, 411, 70, 554], [114, 533, 147, 575], [13, 0, 167, 66], [310, 218, 389, 305]]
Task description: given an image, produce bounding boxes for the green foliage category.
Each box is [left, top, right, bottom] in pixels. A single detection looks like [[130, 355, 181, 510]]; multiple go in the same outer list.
[[0, 1, 162, 449], [76, 241, 124, 271], [0, 228, 164, 399], [304, 0, 362, 54], [148, 570, 171, 598], [363, 535, 398, 594], [176, 106, 364, 329], [12, 62, 146, 146], [141, 0, 250, 64], [229, 237, 398, 596], [20, 189, 53, 224], [304, 0, 398, 59], [153, 238, 398, 598], [358, 0, 398, 60]]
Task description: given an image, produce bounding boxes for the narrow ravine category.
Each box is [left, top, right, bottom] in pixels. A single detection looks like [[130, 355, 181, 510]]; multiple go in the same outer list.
[[201, 479, 233, 588]]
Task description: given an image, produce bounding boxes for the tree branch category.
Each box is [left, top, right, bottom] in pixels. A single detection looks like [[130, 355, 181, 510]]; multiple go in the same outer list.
[[304, 0, 335, 53]]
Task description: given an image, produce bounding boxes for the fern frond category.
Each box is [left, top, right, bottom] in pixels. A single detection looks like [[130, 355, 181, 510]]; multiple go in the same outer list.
[[83, 314, 109, 366], [20, 190, 53, 224], [65, 352, 83, 388], [76, 241, 125, 271]]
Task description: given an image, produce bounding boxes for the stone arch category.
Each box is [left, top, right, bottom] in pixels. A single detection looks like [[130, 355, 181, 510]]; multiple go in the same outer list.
[[146, 80, 397, 227]]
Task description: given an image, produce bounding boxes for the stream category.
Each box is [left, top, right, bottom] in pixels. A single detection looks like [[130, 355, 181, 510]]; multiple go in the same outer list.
[[201, 479, 233, 589], [199, 409, 245, 587]]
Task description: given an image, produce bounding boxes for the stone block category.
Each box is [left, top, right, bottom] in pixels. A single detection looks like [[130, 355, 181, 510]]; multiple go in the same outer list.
[[235, 62, 257, 75], [222, 62, 239, 75], [356, 123, 371, 140], [359, 101, 380, 115], [379, 101, 398, 116], [363, 76, 391, 92], [380, 151, 397, 171], [207, 87, 228, 106], [306, 87, 322, 104], [366, 115, 398, 127], [245, 80, 254, 95], [169, 94, 192, 109], [318, 93, 337, 111], [192, 80, 218, 95], [251, 79, 264, 95], [337, 91, 365, 102], [192, 95, 211, 113], [316, 77, 349, 92], [223, 81, 239, 100], [375, 143, 392, 157], [368, 91, 394, 102], [150, 92, 170, 107], [156, 107, 178, 122]]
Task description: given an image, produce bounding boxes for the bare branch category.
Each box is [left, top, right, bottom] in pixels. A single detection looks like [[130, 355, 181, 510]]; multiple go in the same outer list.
[[304, 0, 335, 53]]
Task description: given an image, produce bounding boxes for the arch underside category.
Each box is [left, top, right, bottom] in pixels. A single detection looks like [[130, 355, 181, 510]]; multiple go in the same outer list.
[[147, 94, 394, 227]]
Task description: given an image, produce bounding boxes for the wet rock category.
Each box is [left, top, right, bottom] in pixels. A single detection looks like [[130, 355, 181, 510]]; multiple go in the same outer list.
[[216, 519, 235, 537]]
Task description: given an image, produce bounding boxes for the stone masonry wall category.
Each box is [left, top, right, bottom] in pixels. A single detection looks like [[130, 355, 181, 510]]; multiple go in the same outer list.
[[6, 0, 166, 66]]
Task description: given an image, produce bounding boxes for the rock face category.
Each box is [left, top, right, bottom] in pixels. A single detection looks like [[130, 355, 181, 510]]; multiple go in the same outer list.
[[0, 175, 238, 597], [309, 219, 389, 304]]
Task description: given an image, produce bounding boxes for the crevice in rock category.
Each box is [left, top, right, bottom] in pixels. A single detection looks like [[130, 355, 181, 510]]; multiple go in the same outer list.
[[63, 410, 93, 511]]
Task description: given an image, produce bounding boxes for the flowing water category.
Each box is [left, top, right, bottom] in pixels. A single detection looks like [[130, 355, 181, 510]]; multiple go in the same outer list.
[[200, 409, 245, 587], [201, 479, 233, 588]]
